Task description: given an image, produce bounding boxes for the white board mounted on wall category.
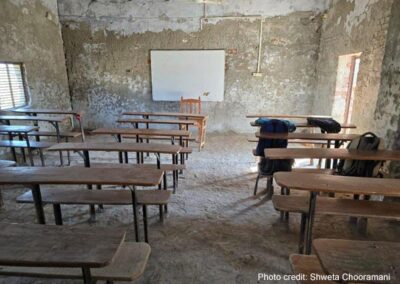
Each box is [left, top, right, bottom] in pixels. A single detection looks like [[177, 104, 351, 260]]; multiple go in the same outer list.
[[151, 50, 225, 102]]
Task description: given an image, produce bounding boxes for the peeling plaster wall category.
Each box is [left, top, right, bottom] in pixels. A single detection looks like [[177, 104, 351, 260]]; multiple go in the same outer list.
[[58, 0, 329, 132], [375, 0, 400, 177], [313, 0, 394, 134], [0, 0, 71, 110]]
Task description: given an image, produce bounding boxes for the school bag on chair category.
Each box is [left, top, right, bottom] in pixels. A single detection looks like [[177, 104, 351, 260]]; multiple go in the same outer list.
[[307, 117, 342, 133], [337, 132, 384, 177], [255, 119, 295, 175]]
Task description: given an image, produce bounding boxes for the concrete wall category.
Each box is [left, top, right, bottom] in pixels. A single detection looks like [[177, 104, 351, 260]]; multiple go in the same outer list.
[[375, 0, 400, 177], [313, 0, 394, 134], [0, 0, 71, 110], [58, 0, 330, 131]]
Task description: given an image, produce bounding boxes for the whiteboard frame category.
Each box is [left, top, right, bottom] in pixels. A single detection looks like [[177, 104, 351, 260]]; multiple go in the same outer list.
[[150, 49, 225, 102]]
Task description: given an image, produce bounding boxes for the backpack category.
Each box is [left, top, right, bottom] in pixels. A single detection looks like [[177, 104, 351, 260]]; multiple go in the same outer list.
[[255, 119, 293, 175], [307, 117, 341, 133], [337, 132, 384, 177]]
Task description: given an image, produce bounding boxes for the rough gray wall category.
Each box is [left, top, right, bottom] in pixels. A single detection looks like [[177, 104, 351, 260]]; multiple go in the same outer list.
[[0, 0, 71, 110], [375, 0, 400, 177], [58, 0, 329, 132], [313, 0, 394, 134]]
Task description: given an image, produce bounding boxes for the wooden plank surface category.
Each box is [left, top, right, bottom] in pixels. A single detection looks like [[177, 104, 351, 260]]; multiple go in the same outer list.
[[289, 254, 334, 284], [0, 140, 54, 149], [314, 239, 400, 284], [122, 111, 207, 119], [0, 242, 150, 282], [264, 148, 400, 161], [10, 108, 82, 116], [0, 125, 38, 133], [28, 131, 82, 138], [274, 172, 400, 197], [0, 223, 125, 268], [0, 167, 163, 186], [256, 131, 359, 141], [272, 195, 400, 220], [92, 127, 190, 137], [48, 142, 181, 154], [117, 118, 196, 125], [250, 121, 356, 129], [246, 114, 332, 119], [0, 115, 67, 123], [17, 188, 171, 205]]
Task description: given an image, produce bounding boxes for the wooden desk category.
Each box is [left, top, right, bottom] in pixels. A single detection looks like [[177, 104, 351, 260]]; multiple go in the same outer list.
[[122, 111, 207, 119], [314, 239, 399, 284], [250, 121, 356, 129], [255, 132, 359, 143], [246, 114, 332, 119], [0, 125, 38, 165], [264, 148, 400, 161], [117, 118, 196, 126], [92, 128, 190, 146], [10, 108, 85, 141], [0, 223, 125, 283], [0, 115, 70, 165], [0, 167, 163, 225], [274, 172, 400, 254]]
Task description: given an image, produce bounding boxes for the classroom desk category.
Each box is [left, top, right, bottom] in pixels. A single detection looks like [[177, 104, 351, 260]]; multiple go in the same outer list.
[[255, 132, 359, 144], [10, 108, 85, 141], [246, 114, 332, 119], [117, 118, 196, 127], [92, 127, 190, 146], [274, 172, 400, 254], [122, 111, 207, 119], [0, 167, 163, 226], [0, 125, 38, 165], [0, 115, 70, 165], [250, 121, 356, 129], [313, 239, 399, 284], [0, 223, 125, 284], [264, 148, 400, 161]]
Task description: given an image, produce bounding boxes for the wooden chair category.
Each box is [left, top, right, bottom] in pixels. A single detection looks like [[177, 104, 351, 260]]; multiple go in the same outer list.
[[180, 96, 207, 150]]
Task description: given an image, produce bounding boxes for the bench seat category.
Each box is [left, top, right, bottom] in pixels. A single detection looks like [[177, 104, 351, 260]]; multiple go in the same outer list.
[[123, 135, 196, 141], [249, 140, 326, 145], [0, 140, 54, 149], [17, 188, 171, 206], [70, 162, 186, 172], [272, 195, 400, 220], [0, 242, 150, 282], [289, 254, 334, 284], [27, 131, 82, 138]]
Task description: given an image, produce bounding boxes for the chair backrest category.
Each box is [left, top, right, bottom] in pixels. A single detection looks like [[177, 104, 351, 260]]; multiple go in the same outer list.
[[180, 96, 201, 114]]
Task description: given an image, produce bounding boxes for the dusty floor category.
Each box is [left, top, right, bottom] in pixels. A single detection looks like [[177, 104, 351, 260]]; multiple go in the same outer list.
[[0, 133, 399, 284]]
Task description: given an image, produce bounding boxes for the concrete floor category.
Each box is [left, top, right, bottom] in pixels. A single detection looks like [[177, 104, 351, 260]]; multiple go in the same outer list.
[[0, 133, 399, 284]]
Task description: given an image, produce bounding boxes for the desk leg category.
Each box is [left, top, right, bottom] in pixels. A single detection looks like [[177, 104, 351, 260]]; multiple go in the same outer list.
[[8, 132, 17, 163], [54, 122, 64, 166], [53, 204, 63, 225], [82, 267, 93, 284], [83, 151, 96, 221], [325, 140, 332, 169], [31, 184, 45, 224], [117, 134, 123, 163], [77, 115, 85, 142], [156, 154, 164, 222], [305, 191, 317, 255], [25, 133, 34, 166], [130, 186, 140, 242]]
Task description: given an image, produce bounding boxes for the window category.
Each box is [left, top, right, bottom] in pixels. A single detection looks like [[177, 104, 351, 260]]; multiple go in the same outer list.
[[0, 62, 28, 110]]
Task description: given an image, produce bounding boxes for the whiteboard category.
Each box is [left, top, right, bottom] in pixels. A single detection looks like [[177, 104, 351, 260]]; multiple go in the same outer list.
[[151, 50, 225, 102]]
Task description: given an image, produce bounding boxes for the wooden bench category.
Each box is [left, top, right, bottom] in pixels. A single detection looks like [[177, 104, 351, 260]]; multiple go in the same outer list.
[[117, 118, 197, 126], [289, 254, 334, 284], [26, 131, 82, 138], [17, 188, 171, 242], [0, 242, 150, 283], [0, 140, 54, 166], [253, 167, 334, 196], [249, 139, 327, 145], [273, 195, 400, 253]]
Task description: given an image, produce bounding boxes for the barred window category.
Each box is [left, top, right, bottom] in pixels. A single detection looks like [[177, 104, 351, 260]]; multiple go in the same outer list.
[[0, 62, 28, 110]]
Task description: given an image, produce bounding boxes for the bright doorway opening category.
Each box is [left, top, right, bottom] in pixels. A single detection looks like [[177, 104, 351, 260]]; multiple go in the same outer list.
[[331, 52, 362, 124]]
